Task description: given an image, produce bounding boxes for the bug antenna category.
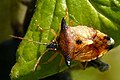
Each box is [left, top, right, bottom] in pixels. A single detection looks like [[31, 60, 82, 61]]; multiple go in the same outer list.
[[10, 35, 47, 45]]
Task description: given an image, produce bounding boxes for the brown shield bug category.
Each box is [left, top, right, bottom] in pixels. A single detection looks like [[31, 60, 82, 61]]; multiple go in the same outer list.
[[11, 17, 114, 72]]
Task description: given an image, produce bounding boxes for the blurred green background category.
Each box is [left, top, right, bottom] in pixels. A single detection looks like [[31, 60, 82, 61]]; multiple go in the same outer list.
[[0, 0, 120, 80], [0, 0, 13, 42]]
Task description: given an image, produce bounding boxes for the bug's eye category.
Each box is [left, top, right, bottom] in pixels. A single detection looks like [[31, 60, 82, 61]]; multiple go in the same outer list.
[[76, 40, 82, 44], [104, 36, 110, 40]]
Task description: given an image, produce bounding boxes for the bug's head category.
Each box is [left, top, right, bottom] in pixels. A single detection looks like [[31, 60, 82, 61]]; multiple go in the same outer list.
[[46, 40, 58, 50], [104, 36, 114, 50], [94, 30, 115, 51]]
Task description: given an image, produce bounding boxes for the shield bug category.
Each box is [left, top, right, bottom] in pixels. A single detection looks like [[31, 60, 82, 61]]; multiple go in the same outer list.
[[11, 17, 114, 72], [56, 18, 114, 68], [33, 17, 114, 71]]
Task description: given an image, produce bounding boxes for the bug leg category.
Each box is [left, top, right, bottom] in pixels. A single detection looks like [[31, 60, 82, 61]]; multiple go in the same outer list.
[[90, 58, 109, 72], [83, 62, 88, 70], [43, 52, 58, 64], [77, 62, 88, 70], [37, 25, 58, 41], [57, 54, 65, 72], [37, 26, 57, 39], [63, 8, 76, 26], [37, 26, 56, 38], [64, 8, 68, 20], [50, 29, 58, 40], [34, 40, 58, 70], [78, 62, 84, 69], [33, 49, 48, 71]]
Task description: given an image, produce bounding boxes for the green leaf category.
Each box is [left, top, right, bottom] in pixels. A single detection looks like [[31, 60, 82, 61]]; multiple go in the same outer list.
[[10, 0, 120, 80]]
